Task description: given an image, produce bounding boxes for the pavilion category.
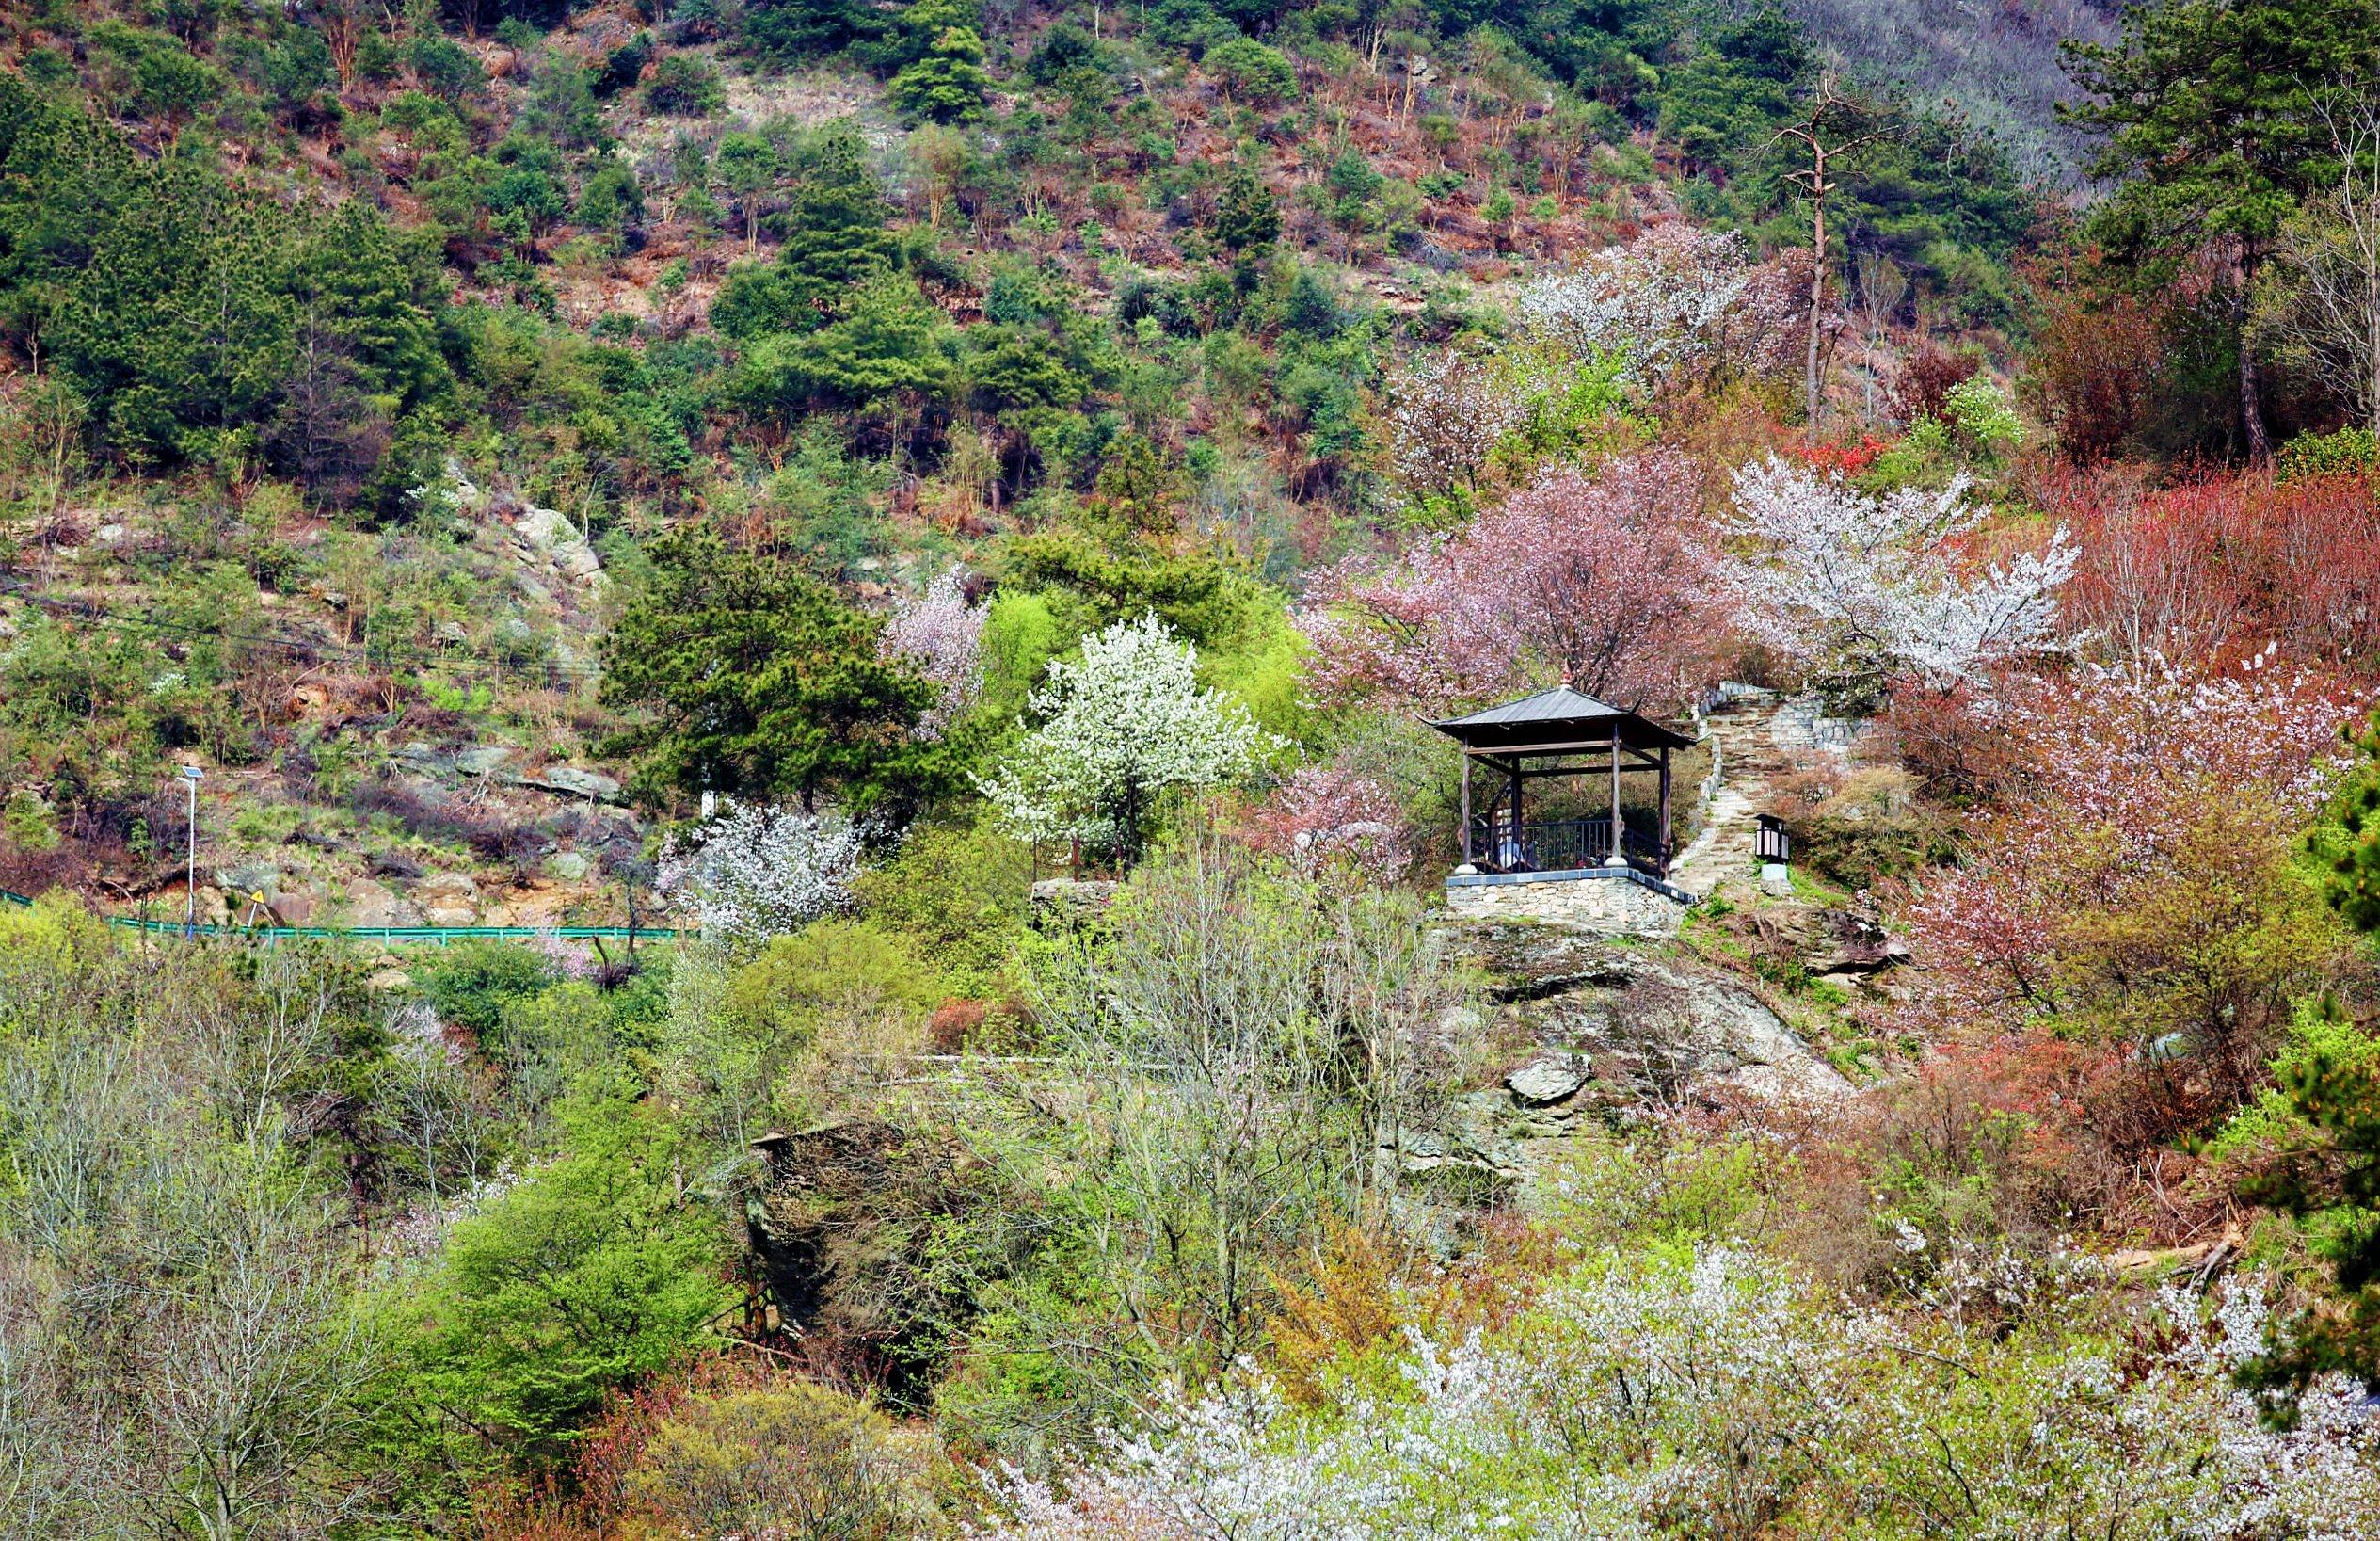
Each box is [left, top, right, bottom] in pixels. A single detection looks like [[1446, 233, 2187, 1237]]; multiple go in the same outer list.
[[1431, 686, 1698, 907]]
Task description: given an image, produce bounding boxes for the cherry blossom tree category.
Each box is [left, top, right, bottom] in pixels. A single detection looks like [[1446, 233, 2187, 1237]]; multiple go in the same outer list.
[[881, 566, 986, 742], [1518, 223, 1805, 397], [1721, 455, 2079, 692], [1895, 658, 2364, 1129], [654, 799, 869, 941], [1302, 450, 1714, 714], [977, 614, 1278, 864], [1248, 764, 1415, 885], [1382, 351, 1528, 502]]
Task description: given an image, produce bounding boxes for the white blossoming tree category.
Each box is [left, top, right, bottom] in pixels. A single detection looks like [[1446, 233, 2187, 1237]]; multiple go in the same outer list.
[[654, 799, 868, 942], [975, 1250, 2380, 1540], [1517, 223, 1802, 398], [977, 614, 1276, 865], [1721, 454, 2079, 694]]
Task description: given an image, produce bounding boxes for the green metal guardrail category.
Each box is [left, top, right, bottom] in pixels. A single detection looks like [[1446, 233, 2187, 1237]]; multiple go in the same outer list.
[[0, 889, 679, 944]]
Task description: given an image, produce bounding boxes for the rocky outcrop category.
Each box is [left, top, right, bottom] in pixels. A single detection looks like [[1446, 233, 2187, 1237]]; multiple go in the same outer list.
[[1409, 921, 1851, 1179], [1029, 877, 1119, 925], [504, 495, 606, 594]]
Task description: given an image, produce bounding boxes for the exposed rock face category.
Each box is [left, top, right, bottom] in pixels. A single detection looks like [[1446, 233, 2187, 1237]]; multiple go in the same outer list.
[[415, 872, 479, 927], [1414, 921, 1851, 1179], [514, 765, 624, 802], [1807, 910, 1912, 979], [1029, 877, 1119, 925], [455, 746, 516, 777], [1505, 1053, 1589, 1106], [506, 497, 606, 593], [1457, 922, 1847, 1101], [214, 861, 282, 897]]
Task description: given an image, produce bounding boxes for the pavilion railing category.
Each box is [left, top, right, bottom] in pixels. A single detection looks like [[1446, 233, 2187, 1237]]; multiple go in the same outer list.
[[1466, 815, 1669, 877]]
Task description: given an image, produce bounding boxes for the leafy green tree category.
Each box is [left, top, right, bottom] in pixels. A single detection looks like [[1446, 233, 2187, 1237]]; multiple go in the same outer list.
[[407, 32, 484, 100], [526, 51, 606, 147], [646, 52, 726, 115], [2062, 0, 2380, 458], [0, 81, 455, 473], [413, 939, 559, 1043], [1204, 36, 1297, 106], [761, 424, 893, 579], [132, 40, 223, 133], [965, 325, 1088, 413], [376, 1096, 734, 1469], [743, 0, 888, 62], [710, 131, 780, 257], [262, 27, 338, 117], [601, 528, 938, 811], [593, 31, 655, 95], [487, 138, 570, 238], [576, 158, 647, 232], [1003, 527, 1260, 650]]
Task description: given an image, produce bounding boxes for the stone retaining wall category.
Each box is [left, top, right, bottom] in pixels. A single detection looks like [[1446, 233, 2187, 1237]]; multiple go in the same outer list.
[[1442, 867, 1692, 937]]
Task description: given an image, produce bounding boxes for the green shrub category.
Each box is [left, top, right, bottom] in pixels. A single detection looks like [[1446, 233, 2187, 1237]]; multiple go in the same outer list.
[[646, 53, 725, 115], [852, 822, 1032, 997], [725, 918, 944, 1051], [1942, 376, 2022, 456], [1204, 37, 1297, 105], [625, 1384, 940, 1537], [2276, 425, 2379, 482], [414, 939, 556, 1042], [1776, 767, 1957, 890]]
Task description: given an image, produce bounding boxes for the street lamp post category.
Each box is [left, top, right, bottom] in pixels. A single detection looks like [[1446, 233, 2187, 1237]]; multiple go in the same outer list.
[[180, 765, 202, 936]]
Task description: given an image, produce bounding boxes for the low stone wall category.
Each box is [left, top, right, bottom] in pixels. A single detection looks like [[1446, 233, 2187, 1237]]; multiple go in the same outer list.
[[1442, 867, 1692, 938]]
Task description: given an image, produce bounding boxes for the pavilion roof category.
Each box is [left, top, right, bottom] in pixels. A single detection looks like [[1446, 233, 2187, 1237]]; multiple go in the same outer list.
[[1430, 686, 1697, 754]]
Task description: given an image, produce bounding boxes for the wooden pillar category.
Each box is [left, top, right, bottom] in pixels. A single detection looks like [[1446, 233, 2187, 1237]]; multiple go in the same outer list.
[[1509, 762, 1524, 868], [1605, 736, 1625, 866], [1657, 745, 1672, 875], [1460, 753, 1472, 866]]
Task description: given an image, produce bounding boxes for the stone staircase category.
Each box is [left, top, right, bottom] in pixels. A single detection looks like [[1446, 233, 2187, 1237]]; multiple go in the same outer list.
[[1669, 687, 1830, 902]]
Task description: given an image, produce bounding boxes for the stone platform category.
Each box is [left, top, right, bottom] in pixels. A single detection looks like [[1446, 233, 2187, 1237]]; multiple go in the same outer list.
[[1442, 865, 1696, 938]]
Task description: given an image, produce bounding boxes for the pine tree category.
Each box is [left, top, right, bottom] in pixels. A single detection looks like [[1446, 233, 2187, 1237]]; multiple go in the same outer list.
[[2061, 0, 2380, 459], [888, 24, 992, 124], [2239, 715, 2380, 1410], [1213, 166, 1280, 254], [600, 530, 939, 812], [711, 125, 898, 339]]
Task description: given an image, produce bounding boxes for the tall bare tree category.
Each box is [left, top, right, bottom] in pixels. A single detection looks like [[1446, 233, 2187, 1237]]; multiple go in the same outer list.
[[2267, 86, 2380, 436], [1767, 72, 1902, 441], [1851, 248, 1909, 425]]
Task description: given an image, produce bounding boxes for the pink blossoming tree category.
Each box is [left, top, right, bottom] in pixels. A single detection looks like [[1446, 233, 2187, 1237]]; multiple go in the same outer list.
[[1302, 450, 1715, 715], [880, 566, 986, 742], [1247, 764, 1415, 884]]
